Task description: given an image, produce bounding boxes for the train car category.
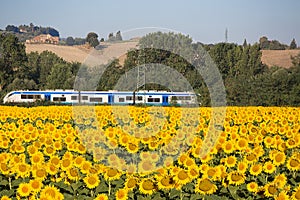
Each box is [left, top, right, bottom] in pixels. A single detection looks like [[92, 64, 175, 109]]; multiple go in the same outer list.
[[3, 90, 198, 106]]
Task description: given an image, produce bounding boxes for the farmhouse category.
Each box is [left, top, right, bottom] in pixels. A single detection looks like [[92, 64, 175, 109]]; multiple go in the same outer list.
[[26, 34, 59, 44]]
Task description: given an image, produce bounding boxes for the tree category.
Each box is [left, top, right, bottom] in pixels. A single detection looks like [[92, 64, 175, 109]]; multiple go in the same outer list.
[[243, 39, 247, 48], [116, 31, 122, 41], [66, 36, 75, 46], [259, 36, 270, 49], [46, 63, 73, 89], [290, 38, 297, 49], [86, 32, 99, 48]]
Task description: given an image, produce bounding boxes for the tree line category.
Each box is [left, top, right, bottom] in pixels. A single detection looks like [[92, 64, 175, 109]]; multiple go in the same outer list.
[[0, 32, 299, 106]]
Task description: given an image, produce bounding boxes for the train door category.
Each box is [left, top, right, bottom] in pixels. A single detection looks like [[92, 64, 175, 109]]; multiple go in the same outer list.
[[45, 94, 51, 101], [162, 95, 169, 106]]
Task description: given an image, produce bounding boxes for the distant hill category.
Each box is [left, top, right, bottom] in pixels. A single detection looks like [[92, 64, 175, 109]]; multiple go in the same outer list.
[[261, 49, 300, 68], [25, 40, 139, 66]]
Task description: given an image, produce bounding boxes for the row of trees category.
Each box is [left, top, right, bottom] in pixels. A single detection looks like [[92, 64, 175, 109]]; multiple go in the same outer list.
[[0, 33, 80, 100], [1, 32, 299, 106], [4, 23, 59, 42], [259, 36, 297, 50], [63, 31, 123, 47]]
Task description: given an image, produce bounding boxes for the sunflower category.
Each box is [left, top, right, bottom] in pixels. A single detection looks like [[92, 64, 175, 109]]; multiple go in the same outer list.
[[40, 185, 64, 200], [263, 161, 276, 174], [66, 167, 79, 181], [237, 161, 248, 173], [244, 152, 257, 164], [275, 191, 290, 200], [84, 174, 100, 189], [138, 160, 156, 173], [156, 175, 174, 190], [0, 196, 11, 200], [124, 177, 138, 191], [61, 157, 73, 170], [274, 174, 287, 189], [286, 157, 300, 171], [264, 183, 278, 198], [47, 163, 58, 175], [273, 152, 286, 166], [247, 182, 259, 193], [29, 179, 43, 194], [104, 168, 122, 181], [94, 194, 109, 200], [17, 183, 31, 197], [125, 142, 139, 154], [30, 152, 44, 165], [139, 178, 156, 195], [49, 156, 60, 167], [227, 171, 245, 186], [291, 185, 300, 200], [195, 178, 217, 195], [249, 163, 263, 176], [33, 167, 47, 180], [222, 141, 234, 154], [115, 188, 128, 200], [224, 156, 237, 168], [173, 169, 190, 186], [15, 162, 30, 178]]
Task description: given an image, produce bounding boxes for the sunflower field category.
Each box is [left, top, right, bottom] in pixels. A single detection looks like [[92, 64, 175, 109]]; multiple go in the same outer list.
[[0, 105, 299, 200]]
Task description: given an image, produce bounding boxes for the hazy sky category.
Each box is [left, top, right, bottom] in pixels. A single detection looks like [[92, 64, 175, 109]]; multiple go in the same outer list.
[[0, 0, 299, 45]]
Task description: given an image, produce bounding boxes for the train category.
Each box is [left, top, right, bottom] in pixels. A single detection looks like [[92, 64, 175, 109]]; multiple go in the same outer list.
[[3, 90, 199, 106]]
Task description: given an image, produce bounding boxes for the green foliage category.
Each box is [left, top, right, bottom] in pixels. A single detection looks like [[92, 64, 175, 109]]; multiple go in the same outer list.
[[259, 36, 287, 50], [66, 36, 75, 46], [290, 38, 297, 49], [86, 32, 99, 47], [5, 23, 59, 42]]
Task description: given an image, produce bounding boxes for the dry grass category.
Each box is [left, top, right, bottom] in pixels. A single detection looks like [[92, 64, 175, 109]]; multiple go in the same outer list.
[[25, 40, 138, 66], [261, 49, 300, 68]]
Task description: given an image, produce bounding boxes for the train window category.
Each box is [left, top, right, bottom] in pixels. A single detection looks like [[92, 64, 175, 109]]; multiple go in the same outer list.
[[148, 98, 160, 102], [53, 97, 66, 102], [171, 96, 191, 101], [21, 95, 41, 99], [119, 97, 125, 102], [71, 96, 78, 100], [90, 97, 103, 102], [126, 96, 133, 101], [136, 96, 143, 101], [81, 96, 88, 100]]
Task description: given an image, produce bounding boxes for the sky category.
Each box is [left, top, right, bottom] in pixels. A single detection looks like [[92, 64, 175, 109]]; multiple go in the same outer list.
[[0, 0, 299, 45]]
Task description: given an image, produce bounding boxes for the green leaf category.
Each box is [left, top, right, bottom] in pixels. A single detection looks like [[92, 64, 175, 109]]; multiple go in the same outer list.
[[95, 180, 108, 194], [11, 178, 22, 187], [71, 182, 82, 192], [78, 188, 90, 195], [0, 179, 9, 186], [169, 188, 181, 199], [190, 193, 202, 200], [0, 189, 14, 197], [228, 185, 239, 200]]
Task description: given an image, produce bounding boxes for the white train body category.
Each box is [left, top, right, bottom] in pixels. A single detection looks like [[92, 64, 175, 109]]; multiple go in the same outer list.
[[3, 90, 198, 106]]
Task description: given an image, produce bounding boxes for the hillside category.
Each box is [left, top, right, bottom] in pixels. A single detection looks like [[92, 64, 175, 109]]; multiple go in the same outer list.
[[25, 40, 139, 66], [261, 49, 300, 68]]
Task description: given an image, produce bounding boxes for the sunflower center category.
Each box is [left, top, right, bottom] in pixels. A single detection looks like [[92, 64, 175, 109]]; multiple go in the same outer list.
[[198, 179, 213, 192], [19, 164, 27, 172], [231, 173, 243, 181], [129, 143, 137, 150], [275, 154, 283, 162], [88, 177, 97, 185], [247, 153, 256, 161], [142, 180, 154, 190], [161, 177, 171, 186], [268, 185, 277, 195], [31, 181, 40, 189], [22, 186, 29, 193], [36, 169, 46, 177], [127, 178, 137, 188], [107, 169, 118, 177], [45, 188, 56, 197], [290, 159, 299, 167], [178, 170, 188, 180]]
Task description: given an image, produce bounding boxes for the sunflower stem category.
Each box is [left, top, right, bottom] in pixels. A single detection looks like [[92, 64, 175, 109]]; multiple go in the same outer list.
[[8, 176, 11, 190], [108, 180, 111, 197]]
